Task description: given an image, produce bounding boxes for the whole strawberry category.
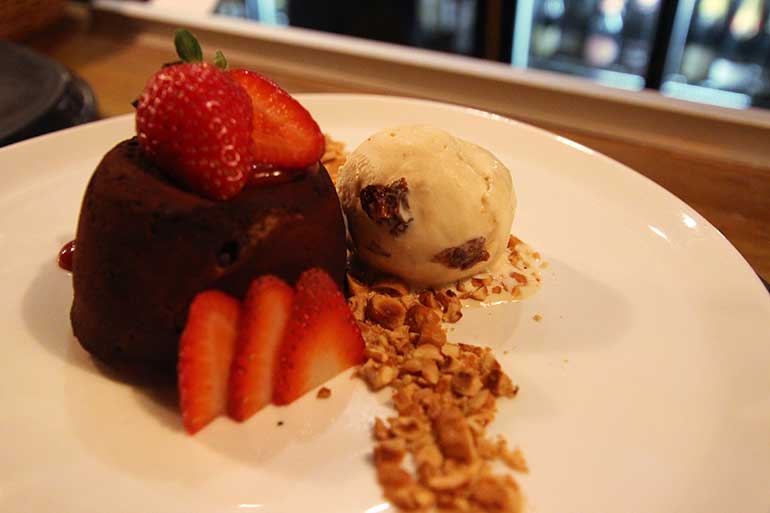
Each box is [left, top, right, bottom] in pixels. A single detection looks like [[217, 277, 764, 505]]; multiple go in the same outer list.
[[135, 33, 253, 200]]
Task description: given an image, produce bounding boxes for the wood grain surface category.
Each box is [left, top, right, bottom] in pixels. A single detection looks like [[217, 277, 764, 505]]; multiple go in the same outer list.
[[22, 8, 770, 281]]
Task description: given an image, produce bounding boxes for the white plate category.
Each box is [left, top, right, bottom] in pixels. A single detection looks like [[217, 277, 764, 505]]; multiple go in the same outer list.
[[1, 94, 768, 513]]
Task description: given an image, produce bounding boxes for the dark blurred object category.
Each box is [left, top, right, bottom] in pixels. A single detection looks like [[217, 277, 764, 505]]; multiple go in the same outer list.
[[214, 0, 770, 110], [0, 41, 98, 147], [513, 0, 663, 90], [215, 0, 491, 59], [662, 0, 770, 108], [287, 1, 418, 48], [0, 0, 64, 40]]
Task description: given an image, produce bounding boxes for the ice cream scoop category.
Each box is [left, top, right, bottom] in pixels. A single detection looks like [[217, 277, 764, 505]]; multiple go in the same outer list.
[[337, 125, 516, 288]]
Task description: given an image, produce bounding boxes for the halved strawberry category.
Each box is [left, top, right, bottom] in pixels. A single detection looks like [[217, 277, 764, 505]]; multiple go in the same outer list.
[[136, 63, 254, 200], [228, 69, 325, 169], [178, 290, 241, 434], [228, 276, 294, 421], [273, 268, 365, 405]]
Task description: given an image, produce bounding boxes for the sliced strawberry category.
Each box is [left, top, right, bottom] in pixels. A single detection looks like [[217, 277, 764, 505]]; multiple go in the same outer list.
[[228, 69, 325, 169], [228, 276, 294, 421], [273, 268, 365, 405], [178, 290, 241, 434]]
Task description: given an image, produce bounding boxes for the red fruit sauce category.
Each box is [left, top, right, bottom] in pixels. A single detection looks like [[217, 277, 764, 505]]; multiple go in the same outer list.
[[249, 163, 318, 187], [58, 240, 75, 272]]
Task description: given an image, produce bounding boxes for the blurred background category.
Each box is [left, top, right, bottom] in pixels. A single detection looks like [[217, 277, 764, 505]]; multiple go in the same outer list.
[[213, 0, 770, 109], [2, 0, 769, 148], [0, 0, 767, 285]]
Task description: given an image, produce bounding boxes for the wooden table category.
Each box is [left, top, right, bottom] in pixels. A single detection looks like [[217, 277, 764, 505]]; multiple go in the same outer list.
[[23, 7, 770, 282]]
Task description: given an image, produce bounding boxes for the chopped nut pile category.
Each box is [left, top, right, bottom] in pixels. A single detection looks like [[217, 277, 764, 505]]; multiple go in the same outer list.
[[349, 275, 528, 513]]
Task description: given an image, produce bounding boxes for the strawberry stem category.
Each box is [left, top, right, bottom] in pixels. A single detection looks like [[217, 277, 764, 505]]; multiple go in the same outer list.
[[214, 50, 228, 70], [174, 29, 203, 63]]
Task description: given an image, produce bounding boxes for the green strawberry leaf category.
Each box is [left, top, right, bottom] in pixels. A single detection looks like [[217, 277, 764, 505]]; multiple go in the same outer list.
[[214, 50, 228, 70], [174, 29, 203, 63]]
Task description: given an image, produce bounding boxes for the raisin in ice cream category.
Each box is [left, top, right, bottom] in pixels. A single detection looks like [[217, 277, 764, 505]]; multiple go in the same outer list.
[[337, 125, 516, 288]]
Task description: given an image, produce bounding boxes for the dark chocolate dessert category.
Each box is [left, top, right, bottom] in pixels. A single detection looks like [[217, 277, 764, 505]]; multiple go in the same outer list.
[[70, 139, 346, 364]]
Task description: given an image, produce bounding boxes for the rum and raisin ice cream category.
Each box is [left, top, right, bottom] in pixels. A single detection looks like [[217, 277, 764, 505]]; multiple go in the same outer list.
[[337, 125, 516, 288]]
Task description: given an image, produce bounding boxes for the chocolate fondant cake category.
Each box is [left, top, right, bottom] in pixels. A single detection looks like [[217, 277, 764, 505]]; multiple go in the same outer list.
[[71, 138, 346, 364]]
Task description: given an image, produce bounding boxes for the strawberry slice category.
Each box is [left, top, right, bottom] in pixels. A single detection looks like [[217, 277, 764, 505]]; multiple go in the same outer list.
[[178, 290, 241, 434], [273, 268, 365, 405], [228, 276, 294, 421], [228, 69, 325, 168]]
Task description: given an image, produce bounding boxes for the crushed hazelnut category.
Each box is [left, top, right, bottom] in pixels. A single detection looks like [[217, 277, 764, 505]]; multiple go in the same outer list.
[[419, 359, 440, 385], [405, 304, 441, 332], [469, 286, 489, 301], [360, 359, 398, 390], [367, 293, 407, 330], [440, 343, 461, 358], [373, 417, 391, 441], [485, 369, 517, 398], [434, 408, 476, 463], [346, 274, 370, 296], [364, 345, 389, 364], [435, 290, 463, 323], [348, 295, 368, 322], [472, 273, 493, 286], [372, 279, 410, 297], [452, 370, 484, 397], [390, 416, 428, 441], [470, 475, 521, 513], [374, 437, 407, 465], [499, 443, 529, 473], [418, 290, 441, 311], [412, 344, 444, 362], [405, 305, 447, 347], [468, 389, 492, 412], [377, 463, 413, 488], [414, 443, 443, 470], [426, 468, 472, 491], [507, 234, 523, 249]]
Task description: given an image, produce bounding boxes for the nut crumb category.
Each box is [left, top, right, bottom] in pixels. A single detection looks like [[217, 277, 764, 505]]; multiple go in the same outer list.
[[367, 293, 407, 330], [316, 387, 332, 399]]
